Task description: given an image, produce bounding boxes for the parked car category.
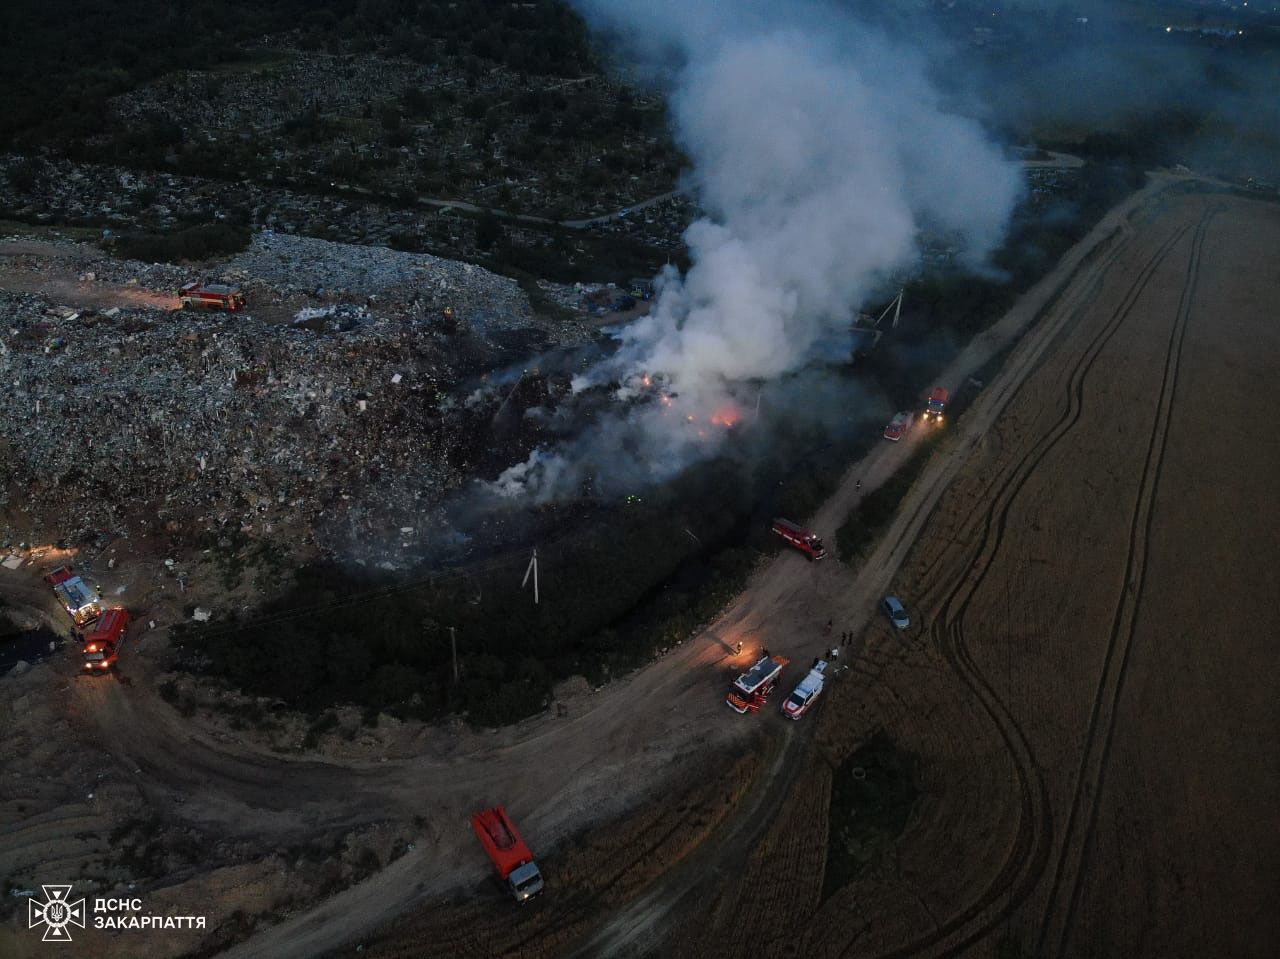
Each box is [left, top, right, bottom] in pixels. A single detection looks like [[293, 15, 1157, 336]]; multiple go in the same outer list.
[[882, 596, 910, 629]]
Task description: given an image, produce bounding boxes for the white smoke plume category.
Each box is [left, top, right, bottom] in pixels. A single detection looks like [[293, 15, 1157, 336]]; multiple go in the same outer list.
[[490, 0, 1022, 503]]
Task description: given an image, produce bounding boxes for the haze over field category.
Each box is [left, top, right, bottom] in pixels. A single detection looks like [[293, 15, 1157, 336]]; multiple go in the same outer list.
[[492, 0, 1023, 501]]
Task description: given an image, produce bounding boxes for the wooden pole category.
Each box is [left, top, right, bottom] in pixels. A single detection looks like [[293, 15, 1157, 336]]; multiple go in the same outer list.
[[450, 626, 459, 684]]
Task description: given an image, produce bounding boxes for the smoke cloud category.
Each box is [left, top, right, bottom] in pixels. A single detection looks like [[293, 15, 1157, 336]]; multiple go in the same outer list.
[[490, 0, 1022, 503]]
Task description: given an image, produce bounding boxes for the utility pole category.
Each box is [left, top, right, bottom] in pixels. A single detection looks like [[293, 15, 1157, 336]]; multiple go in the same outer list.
[[522, 548, 539, 604], [492, 371, 527, 425], [450, 626, 459, 684], [874, 289, 904, 330]]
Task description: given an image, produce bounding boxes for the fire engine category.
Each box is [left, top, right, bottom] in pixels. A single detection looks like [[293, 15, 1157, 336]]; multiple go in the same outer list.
[[727, 653, 790, 713], [471, 807, 545, 902], [44, 566, 103, 627], [82, 608, 129, 672], [179, 282, 246, 311], [771, 518, 826, 560], [883, 411, 912, 441], [924, 387, 948, 424], [782, 660, 828, 720]]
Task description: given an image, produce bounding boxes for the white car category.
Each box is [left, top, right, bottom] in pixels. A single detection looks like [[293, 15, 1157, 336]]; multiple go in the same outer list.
[[882, 596, 910, 629], [782, 660, 827, 720]]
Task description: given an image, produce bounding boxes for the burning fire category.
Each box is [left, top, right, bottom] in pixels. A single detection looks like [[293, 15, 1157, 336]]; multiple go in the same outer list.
[[710, 404, 742, 428]]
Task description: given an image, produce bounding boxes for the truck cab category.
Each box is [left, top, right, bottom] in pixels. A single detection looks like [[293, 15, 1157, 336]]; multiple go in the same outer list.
[[925, 386, 948, 423], [179, 282, 246, 311], [82, 607, 129, 671], [883, 411, 912, 441], [507, 862, 545, 901], [727, 654, 790, 713], [771, 518, 826, 560]]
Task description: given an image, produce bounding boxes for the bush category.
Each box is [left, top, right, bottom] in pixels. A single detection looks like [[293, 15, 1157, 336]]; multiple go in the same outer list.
[[115, 222, 250, 264], [475, 212, 503, 250], [302, 710, 340, 749]]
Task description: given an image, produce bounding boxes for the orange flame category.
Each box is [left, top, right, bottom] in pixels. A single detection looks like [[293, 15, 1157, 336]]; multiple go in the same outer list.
[[711, 404, 742, 428]]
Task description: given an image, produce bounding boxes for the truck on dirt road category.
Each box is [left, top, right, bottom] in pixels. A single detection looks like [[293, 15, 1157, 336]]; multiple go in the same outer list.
[[179, 282, 246, 312], [782, 659, 828, 720], [727, 653, 790, 713], [82, 607, 129, 672], [471, 807, 545, 902], [44, 566, 102, 627], [924, 386, 948, 424], [883, 411, 912, 441], [771, 518, 827, 560]]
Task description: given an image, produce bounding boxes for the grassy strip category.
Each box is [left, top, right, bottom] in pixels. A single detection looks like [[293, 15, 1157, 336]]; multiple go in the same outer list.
[[822, 730, 918, 897], [835, 430, 944, 562]]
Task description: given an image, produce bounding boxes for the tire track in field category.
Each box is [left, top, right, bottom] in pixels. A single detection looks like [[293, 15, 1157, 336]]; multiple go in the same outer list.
[[858, 217, 1195, 959], [564, 718, 817, 959], [1035, 205, 1218, 959]]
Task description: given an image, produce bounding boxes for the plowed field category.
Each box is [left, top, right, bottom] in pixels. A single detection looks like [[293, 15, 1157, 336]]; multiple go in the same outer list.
[[642, 190, 1279, 959]]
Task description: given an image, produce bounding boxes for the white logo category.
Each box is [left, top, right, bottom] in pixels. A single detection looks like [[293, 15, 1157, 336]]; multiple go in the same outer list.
[[28, 885, 86, 942]]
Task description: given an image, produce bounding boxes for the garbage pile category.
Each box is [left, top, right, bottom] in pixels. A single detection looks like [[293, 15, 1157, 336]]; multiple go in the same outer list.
[[0, 154, 432, 249], [226, 232, 535, 330], [0, 291, 472, 554]]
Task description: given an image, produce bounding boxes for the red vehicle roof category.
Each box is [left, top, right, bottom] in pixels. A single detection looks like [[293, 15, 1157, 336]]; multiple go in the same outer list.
[[771, 518, 811, 536], [928, 387, 948, 402], [84, 607, 128, 645], [471, 807, 534, 878], [44, 566, 76, 586]]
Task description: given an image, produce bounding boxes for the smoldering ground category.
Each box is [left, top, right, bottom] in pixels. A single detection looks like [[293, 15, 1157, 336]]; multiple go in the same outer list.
[[482, 0, 1022, 504], [418, 0, 1280, 545]]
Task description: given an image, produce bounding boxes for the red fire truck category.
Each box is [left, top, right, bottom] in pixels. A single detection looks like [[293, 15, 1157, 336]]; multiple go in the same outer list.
[[771, 518, 826, 560], [44, 566, 103, 627], [924, 386, 948, 424], [471, 807, 545, 902], [727, 653, 790, 713], [179, 282, 246, 311], [82, 608, 129, 672], [883, 411, 912, 441]]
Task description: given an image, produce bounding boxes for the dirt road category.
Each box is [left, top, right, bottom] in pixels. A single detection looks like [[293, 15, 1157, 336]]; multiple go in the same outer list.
[[0, 238, 181, 311]]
